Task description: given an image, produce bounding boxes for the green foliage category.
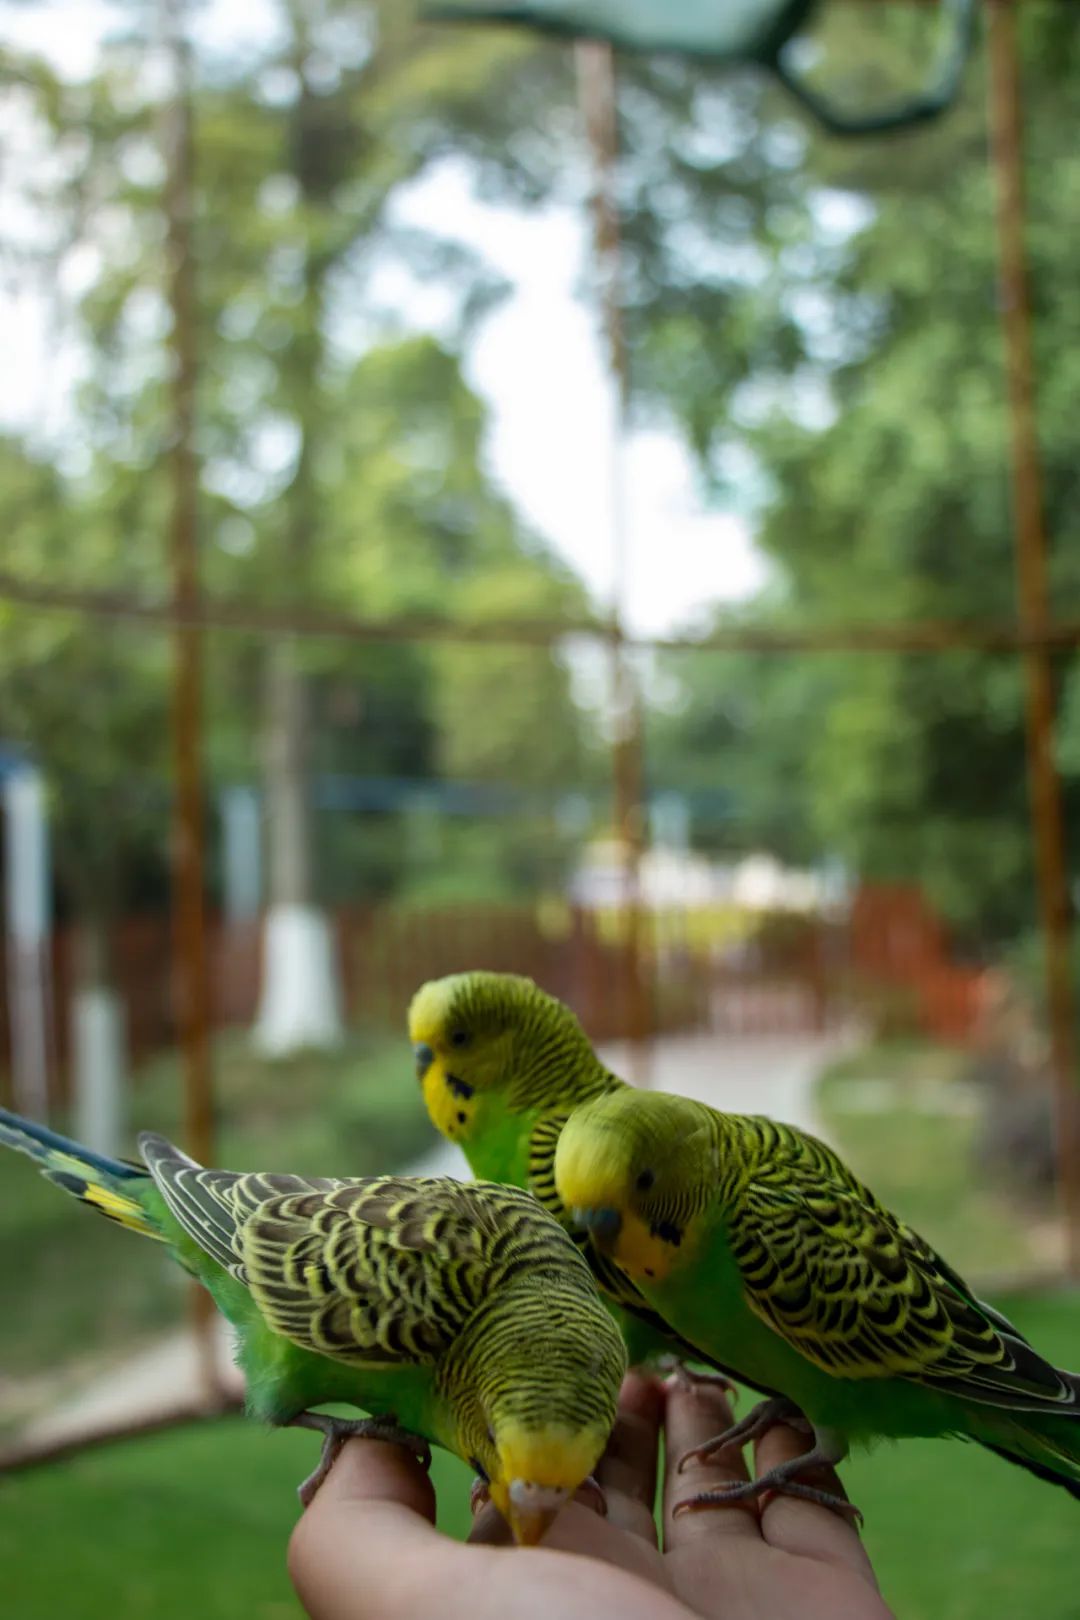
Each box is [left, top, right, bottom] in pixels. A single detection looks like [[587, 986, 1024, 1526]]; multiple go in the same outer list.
[[646, 9, 1080, 943], [0, 5, 600, 927]]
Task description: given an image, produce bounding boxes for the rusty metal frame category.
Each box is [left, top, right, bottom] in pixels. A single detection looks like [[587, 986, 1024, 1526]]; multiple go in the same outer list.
[[985, 0, 1080, 1271], [162, 0, 221, 1399], [9, 569, 1080, 654], [5, 0, 1079, 1480]]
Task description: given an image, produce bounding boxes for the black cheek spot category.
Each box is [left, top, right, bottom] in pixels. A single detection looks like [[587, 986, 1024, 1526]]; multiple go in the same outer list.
[[652, 1221, 683, 1247], [446, 1075, 474, 1100], [644, 1268, 656, 1279], [456, 1111, 467, 1125]]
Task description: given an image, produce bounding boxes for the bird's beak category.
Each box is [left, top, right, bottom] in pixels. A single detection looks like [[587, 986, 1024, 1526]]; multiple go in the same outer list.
[[573, 1205, 623, 1251], [413, 1042, 435, 1079], [506, 1480, 570, 1546]]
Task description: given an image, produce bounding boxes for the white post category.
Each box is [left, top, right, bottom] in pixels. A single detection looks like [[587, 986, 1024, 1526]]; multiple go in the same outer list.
[[4, 764, 52, 1118], [254, 905, 343, 1056], [72, 989, 126, 1157], [221, 786, 261, 922]]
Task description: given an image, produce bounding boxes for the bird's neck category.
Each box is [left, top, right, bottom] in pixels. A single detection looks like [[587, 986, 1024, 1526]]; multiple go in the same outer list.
[[505, 1027, 620, 1116]]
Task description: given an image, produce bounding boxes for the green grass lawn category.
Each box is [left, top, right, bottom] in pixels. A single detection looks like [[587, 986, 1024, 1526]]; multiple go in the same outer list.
[[0, 1026, 437, 1403], [0, 1418, 473, 1620], [4, 1289, 1080, 1620], [816, 1040, 1050, 1280]]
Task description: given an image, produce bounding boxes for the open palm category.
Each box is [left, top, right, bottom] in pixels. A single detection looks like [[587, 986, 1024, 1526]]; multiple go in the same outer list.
[[289, 1377, 893, 1620]]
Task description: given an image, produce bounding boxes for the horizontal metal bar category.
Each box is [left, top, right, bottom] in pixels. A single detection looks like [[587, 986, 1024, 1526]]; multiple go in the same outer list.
[[0, 1391, 243, 1475], [2, 570, 1080, 656]]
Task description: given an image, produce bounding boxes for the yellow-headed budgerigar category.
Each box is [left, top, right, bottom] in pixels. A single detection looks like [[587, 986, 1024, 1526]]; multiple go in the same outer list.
[[408, 971, 730, 1388], [0, 1106, 626, 1544], [554, 1086, 1080, 1518]]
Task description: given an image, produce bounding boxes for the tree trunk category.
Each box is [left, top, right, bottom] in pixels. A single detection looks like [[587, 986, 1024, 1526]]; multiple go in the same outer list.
[[254, 640, 343, 1053], [253, 21, 343, 1056]]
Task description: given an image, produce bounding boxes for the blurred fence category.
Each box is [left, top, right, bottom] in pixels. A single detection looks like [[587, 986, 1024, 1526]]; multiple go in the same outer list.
[[0, 884, 993, 1116]]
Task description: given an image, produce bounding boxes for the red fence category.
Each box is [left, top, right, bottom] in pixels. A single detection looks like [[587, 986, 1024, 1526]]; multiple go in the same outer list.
[[848, 885, 988, 1043], [0, 886, 991, 1114]]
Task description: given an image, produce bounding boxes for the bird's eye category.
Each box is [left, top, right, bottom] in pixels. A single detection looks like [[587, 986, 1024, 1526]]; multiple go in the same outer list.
[[635, 1169, 655, 1192], [450, 1029, 470, 1048]]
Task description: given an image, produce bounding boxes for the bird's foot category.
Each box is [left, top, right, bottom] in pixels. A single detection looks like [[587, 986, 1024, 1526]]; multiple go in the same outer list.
[[470, 1473, 608, 1518], [658, 1356, 739, 1403], [290, 1411, 432, 1507], [676, 1394, 809, 1474], [675, 1438, 862, 1526]]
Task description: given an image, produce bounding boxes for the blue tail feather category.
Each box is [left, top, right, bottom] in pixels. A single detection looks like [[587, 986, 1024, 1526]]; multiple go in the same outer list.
[[0, 1105, 145, 1180]]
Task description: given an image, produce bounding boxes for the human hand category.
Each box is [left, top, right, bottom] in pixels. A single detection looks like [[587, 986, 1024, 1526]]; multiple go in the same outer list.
[[288, 1376, 895, 1620]]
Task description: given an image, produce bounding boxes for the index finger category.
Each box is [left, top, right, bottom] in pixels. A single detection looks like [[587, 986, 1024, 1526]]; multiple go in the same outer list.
[[594, 1372, 666, 1541]]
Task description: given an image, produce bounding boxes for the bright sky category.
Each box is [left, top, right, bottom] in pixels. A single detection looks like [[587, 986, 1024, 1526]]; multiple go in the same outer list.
[[0, 0, 767, 638]]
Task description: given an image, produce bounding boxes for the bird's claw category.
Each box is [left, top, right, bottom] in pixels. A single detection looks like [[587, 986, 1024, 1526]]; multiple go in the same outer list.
[[676, 1395, 809, 1474], [675, 1474, 862, 1526], [660, 1356, 739, 1403], [675, 1429, 861, 1527], [291, 1411, 431, 1507], [573, 1474, 609, 1517]]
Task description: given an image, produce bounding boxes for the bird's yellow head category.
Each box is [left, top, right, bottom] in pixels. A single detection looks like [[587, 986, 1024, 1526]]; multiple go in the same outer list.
[[408, 971, 602, 1152], [453, 1283, 626, 1545], [554, 1089, 716, 1285]]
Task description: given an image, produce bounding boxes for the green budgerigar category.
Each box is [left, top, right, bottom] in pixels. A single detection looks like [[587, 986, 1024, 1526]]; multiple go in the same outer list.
[[0, 1106, 626, 1544], [554, 1086, 1080, 1517], [408, 971, 728, 1383]]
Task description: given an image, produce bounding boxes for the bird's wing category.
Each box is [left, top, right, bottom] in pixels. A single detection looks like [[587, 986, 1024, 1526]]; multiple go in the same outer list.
[[728, 1123, 1077, 1415], [142, 1136, 544, 1368]]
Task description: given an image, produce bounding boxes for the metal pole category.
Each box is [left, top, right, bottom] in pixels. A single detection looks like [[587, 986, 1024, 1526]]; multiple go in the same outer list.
[[162, 0, 222, 1392], [575, 40, 652, 1079], [986, 0, 1080, 1273]]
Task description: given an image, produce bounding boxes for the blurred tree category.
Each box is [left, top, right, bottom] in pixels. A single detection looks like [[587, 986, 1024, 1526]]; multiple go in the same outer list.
[[645, 7, 1080, 947], [0, 7, 599, 1053], [646, 632, 833, 865], [0, 438, 171, 971]]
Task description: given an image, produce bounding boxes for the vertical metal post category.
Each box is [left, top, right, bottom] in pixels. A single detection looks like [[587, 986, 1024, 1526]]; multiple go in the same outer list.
[[575, 41, 652, 1079], [986, 0, 1080, 1272], [162, 0, 221, 1390]]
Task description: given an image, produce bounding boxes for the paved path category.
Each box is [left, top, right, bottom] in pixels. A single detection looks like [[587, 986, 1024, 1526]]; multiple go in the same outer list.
[[4, 1031, 846, 1456], [600, 1031, 849, 1138]]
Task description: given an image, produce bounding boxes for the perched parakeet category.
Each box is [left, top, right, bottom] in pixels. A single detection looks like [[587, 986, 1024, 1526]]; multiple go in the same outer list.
[[408, 971, 725, 1381], [554, 1086, 1080, 1516], [0, 1106, 626, 1544]]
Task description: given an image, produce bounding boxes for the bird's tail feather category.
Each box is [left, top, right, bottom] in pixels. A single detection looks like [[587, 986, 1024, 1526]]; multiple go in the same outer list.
[[0, 1105, 163, 1240], [980, 1441, 1080, 1502], [977, 1406, 1080, 1502]]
